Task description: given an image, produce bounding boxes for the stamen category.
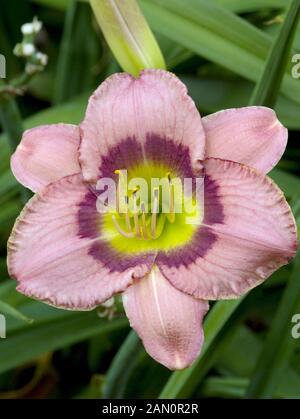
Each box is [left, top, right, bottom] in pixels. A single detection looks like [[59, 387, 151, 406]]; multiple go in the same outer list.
[[114, 169, 127, 214], [114, 170, 121, 214], [112, 215, 135, 238], [140, 202, 149, 240], [124, 196, 132, 231], [112, 171, 177, 241], [151, 188, 159, 239], [132, 189, 141, 238], [167, 172, 175, 223]]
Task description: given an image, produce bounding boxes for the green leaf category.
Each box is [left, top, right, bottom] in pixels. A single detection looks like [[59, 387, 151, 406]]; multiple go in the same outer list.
[[0, 300, 33, 324], [214, 0, 287, 13], [269, 168, 300, 199], [54, 1, 103, 104], [0, 91, 23, 151], [30, 0, 288, 14], [246, 248, 300, 398], [245, 4, 300, 395], [0, 90, 31, 203], [201, 371, 300, 399], [102, 330, 144, 398], [0, 201, 21, 226], [182, 76, 300, 130], [249, 0, 300, 107], [214, 325, 262, 378], [140, 0, 300, 104], [0, 312, 128, 374], [30, 0, 73, 10], [0, 171, 19, 196], [212, 324, 300, 398], [201, 376, 248, 398], [0, 92, 90, 151]]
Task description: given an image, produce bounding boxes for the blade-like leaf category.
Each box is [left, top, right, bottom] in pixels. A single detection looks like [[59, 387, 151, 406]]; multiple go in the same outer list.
[[0, 312, 128, 374], [249, 0, 300, 106], [102, 330, 144, 398], [0, 300, 33, 324]]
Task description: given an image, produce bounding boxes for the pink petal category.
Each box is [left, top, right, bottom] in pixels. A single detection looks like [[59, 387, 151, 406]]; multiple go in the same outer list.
[[203, 107, 288, 174], [79, 69, 205, 183], [158, 158, 297, 300], [11, 124, 81, 192], [123, 266, 209, 370], [7, 174, 153, 310]]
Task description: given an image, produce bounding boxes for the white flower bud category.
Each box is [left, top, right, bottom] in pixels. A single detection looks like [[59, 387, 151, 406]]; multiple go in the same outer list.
[[32, 18, 42, 33], [22, 43, 35, 56], [36, 52, 48, 66], [13, 44, 23, 57], [21, 23, 34, 35]]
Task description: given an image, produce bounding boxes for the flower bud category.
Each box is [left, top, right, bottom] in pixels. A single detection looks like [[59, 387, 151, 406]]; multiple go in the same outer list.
[[89, 0, 166, 76]]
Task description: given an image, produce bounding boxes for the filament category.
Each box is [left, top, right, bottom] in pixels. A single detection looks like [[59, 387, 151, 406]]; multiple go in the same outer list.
[[151, 188, 159, 239], [140, 202, 149, 240], [166, 172, 175, 223]]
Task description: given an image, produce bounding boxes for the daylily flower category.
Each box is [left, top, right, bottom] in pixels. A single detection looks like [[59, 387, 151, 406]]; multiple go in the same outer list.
[[8, 70, 297, 370]]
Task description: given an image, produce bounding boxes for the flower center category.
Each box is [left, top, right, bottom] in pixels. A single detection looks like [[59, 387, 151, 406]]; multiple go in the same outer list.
[[112, 170, 176, 241], [101, 162, 201, 254]]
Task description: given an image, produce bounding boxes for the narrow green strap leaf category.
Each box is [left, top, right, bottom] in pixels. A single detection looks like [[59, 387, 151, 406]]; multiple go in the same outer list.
[[0, 313, 127, 374], [102, 330, 143, 398], [246, 247, 300, 398], [54, 1, 101, 104], [249, 0, 300, 107], [159, 297, 245, 398], [0, 300, 33, 324], [201, 376, 248, 399], [140, 0, 300, 105]]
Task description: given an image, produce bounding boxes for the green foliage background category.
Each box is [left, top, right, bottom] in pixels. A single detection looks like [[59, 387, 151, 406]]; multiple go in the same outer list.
[[0, 0, 300, 399]]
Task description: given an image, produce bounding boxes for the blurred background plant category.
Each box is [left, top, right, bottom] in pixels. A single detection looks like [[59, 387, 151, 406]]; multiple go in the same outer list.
[[0, 0, 300, 399]]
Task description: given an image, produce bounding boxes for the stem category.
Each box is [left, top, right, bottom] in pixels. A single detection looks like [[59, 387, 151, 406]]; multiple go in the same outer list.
[[0, 97, 23, 150], [0, 85, 31, 202]]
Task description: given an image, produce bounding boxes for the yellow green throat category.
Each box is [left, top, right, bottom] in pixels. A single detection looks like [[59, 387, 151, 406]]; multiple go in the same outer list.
[[101, 162, 201, 254]]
